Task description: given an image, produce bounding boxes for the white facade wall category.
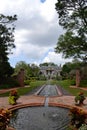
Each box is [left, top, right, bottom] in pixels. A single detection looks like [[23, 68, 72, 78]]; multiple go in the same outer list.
[[40, 65, 61, 79]]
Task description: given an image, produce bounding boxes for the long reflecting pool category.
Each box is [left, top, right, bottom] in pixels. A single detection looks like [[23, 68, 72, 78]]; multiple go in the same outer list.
[[39, 85, 58, 96], [10, 107, 70, 130]]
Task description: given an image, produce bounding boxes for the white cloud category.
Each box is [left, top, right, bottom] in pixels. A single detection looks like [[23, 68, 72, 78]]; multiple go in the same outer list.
[[0, 0, 70, 67], [40, 0, 57, 22], [42, 51, 72, 65]]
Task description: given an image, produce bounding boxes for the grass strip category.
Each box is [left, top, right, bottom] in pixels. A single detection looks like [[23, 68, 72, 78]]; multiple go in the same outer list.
[[51, 80, 87, 97], [0, 80, 46, 97]]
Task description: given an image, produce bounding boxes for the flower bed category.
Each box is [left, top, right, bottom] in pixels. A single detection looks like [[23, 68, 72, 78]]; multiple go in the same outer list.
[[68, 107, 87, 129], [0, 108, 12, 130], [75, 92, 85, 105], [8, 89, 19, 105]]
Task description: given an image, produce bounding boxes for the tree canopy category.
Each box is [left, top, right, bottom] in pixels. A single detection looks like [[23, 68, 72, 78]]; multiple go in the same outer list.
[[39, 62, 57, 67], [55, 0, 87, 62], [0, 14, 17, 55], [14, 61, 40, 80], [0, 14, 17, 83]]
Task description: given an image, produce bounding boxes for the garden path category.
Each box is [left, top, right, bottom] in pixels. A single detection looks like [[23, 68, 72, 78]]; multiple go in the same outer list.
[[0, 94, 87, 113], [0, 85, 87, 112]]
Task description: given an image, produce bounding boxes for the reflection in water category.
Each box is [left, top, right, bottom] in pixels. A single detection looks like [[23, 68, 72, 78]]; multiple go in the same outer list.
[[39, 85, 58, 96], [10, 107, 70, 130]]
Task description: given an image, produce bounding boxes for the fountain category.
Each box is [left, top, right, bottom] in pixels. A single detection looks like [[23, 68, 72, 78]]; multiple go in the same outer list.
[[9, 84, 71, 130], [10, 107, 70, 130]]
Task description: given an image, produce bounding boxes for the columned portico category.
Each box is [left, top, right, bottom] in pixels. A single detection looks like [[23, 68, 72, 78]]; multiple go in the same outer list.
[[40, 65, 61, 79]]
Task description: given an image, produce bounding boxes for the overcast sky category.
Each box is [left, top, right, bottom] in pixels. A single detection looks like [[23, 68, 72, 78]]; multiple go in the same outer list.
[[0, 0, 72, 67]]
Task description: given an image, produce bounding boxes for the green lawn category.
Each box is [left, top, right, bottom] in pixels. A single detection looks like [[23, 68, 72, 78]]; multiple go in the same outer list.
[[0, 80, 87, 97], [0, 80, 46, 97], [51, 80, 87, 97]]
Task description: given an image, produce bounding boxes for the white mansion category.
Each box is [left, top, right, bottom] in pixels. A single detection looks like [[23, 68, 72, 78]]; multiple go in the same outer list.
[[39, 64, 61, 79]]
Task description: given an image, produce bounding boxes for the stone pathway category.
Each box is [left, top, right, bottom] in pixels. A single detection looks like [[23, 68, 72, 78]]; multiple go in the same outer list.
[[0, 85, 87, 112], [0, 95, 87, 113]]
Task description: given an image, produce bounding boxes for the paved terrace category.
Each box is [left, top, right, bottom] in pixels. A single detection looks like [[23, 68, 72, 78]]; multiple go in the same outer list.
[[0, 94, 87, 113]]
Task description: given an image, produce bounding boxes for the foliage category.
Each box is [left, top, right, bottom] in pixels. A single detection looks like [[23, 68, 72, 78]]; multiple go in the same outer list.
[[79, 124, 87, 130], [55, 31, 87, 61], [69, 107, 87, 128], [0, 14, 17, 83], [55, 0, 87, 31], [0, 80, 47, 97], [0, 77, 19, 89], [24, 80, 31, 85], [39, 62, 57, 67], [18, 81, 46, 95], [70, 79, 76, 85], [30, 80, 46, 88], [8, 89, 19, 105], [55, 0, 87, 62], [80, 80, 87, 87], [39, 75, 47, 80], [0, 14, 17, 52], [14, 61, 40, 80], [0, 108, 12, 130], [80, 66, 87, 80], [61, 60, 87, 83], [61, 60, 82, 79], [15, 61, 28, 73], [75, 92, 86, 105]]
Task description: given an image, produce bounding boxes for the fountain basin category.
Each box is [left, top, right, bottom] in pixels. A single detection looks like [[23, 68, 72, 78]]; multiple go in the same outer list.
[[10, 107, 70, 130]]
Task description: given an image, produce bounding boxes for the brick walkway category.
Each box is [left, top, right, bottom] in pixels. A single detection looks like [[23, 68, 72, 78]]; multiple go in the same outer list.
[[0, 95, 87, 112], [0, 85, 87, 111]]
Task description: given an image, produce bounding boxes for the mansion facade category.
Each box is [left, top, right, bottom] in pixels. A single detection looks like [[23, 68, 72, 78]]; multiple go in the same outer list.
[[39, 65, 61, 79]]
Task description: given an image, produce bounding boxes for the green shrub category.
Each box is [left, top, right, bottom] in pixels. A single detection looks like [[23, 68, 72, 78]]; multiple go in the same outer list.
[[80, 80, 87, 87], [75, 92, 86, 105], [0, 78, 19, 89], [8, 89, 19, 105], [79, 124, 87, 130], [39, 75, 46, 80], [24, 80, 31, 85], [0, 84, 10, 89], [70, 79, 76, 85], [30, 80, 46, 88], [6, 78, 19, 87]]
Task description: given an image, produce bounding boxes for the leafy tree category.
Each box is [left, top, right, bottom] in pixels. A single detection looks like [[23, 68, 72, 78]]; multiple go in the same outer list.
[[40, 62, 49, 67], [15, 61, 28, 72], [61, 60, 81, 79], [14, 61, 29, 79], [30, 64, 40, 78], [39, 62, 57, 67], [55, 31, 87, 60], [15, 61, 40, 80], [55, 0, 87, 61], [0, 14, 17, 83]]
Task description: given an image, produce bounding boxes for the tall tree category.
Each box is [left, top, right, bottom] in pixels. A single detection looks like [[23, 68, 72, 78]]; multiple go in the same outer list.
[[61, 60, 81, 79], [15, 61, 29, 79], [15, 61, 40, 79], [0, 14, 17, 83], [55, 0, 87, 61]]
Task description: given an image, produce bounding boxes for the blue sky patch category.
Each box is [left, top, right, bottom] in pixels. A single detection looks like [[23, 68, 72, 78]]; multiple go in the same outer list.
[[40, 0, 46, 3]]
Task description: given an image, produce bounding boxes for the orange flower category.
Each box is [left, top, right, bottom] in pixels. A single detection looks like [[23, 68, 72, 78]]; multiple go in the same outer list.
[[78, 91, 84, 95], [10, 89, 18, 96]]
